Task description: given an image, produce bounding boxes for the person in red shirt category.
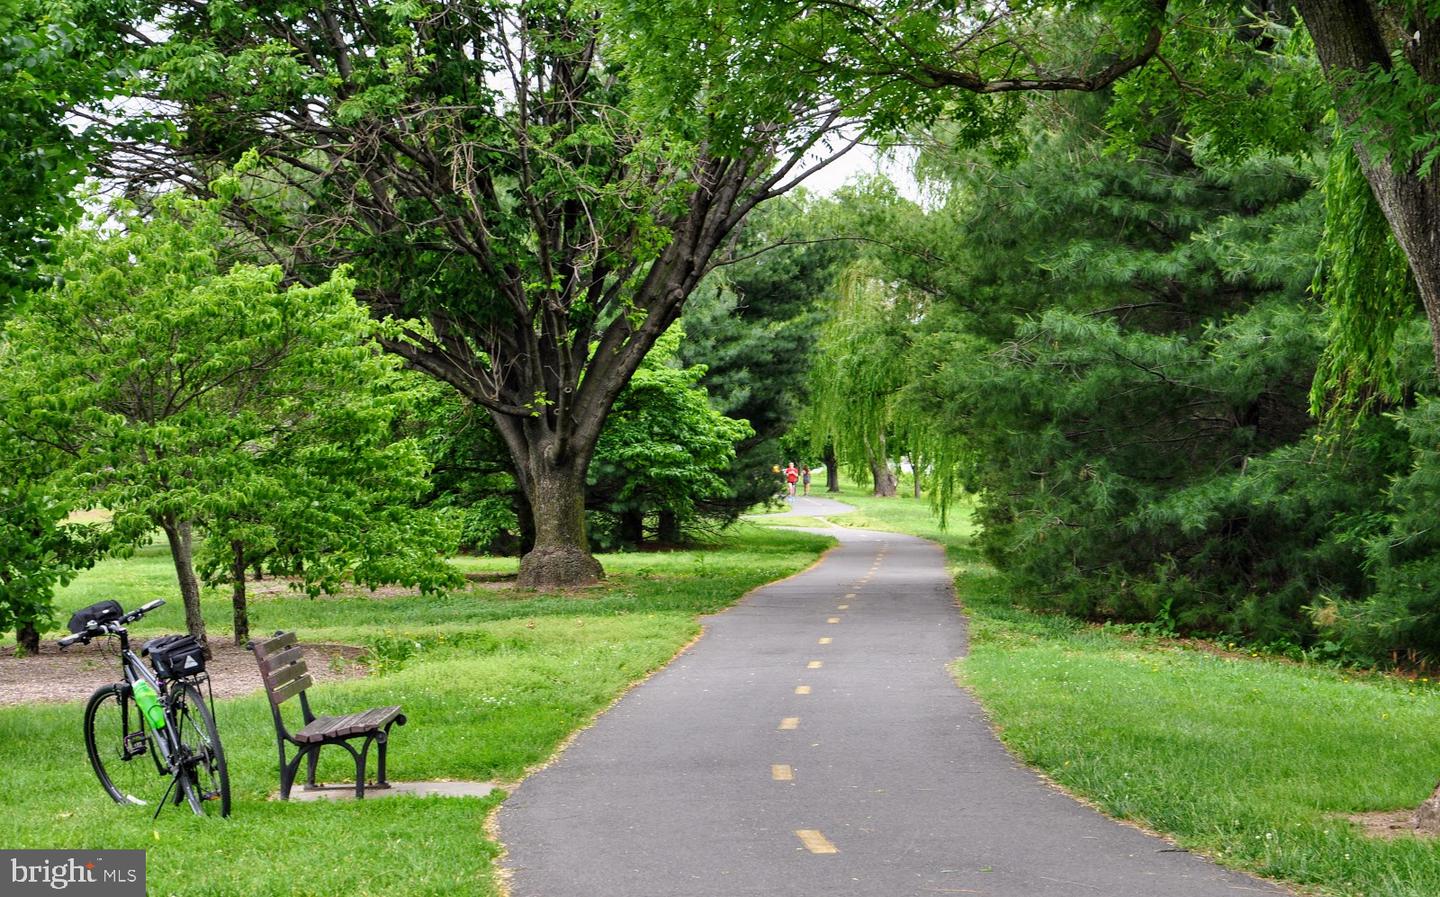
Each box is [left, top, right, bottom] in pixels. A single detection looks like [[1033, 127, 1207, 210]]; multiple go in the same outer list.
[[785, 462, 799, 498]]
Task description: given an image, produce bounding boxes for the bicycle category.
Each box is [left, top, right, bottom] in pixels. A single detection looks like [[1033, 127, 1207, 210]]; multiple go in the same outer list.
[[59, 599, 231, 818]]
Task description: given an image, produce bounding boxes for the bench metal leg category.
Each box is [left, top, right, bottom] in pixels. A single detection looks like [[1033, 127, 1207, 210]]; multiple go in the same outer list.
[[355, 737, 376, 799], [305, 746, 319, 790], [279, 746, 314, 801]]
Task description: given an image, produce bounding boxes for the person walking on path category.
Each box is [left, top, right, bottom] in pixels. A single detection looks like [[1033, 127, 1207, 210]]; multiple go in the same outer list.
[[784, 462, 799, 498], [801, 465, 812, 496]]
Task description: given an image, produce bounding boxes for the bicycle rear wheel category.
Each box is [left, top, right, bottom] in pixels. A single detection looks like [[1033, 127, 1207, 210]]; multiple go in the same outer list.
[[172, 683, 230, 817], [84, 684, 161, 807]]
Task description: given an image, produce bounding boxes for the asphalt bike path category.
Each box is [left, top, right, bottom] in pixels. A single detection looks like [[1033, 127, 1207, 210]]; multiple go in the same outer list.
[[499, 496, 1289, 896]]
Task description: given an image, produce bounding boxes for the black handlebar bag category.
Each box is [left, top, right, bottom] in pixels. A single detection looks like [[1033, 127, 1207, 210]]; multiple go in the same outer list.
[[67, 600, 124, 634]]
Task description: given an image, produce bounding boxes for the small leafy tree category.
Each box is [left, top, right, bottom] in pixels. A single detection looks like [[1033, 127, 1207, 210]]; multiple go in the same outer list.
[[1, 197, 454, 648], [588, 331, 752, 546], [0, 477, 106, 653], [195, 376, 461, 646]]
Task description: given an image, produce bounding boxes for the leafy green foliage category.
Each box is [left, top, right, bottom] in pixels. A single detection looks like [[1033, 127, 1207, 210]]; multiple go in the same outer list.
[[0, 197, 458, 636], [1309, 141, 1421, 417], [105, 0, 859, 584], [588, 329, 752, 547], [823, 91, 1355, 641], [680, 195, 853, 506], [0, 481, 105, 648], [0, 0, 122, 309]]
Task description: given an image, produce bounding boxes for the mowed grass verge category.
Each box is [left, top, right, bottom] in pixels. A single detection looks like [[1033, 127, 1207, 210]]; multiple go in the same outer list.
[[0, 526, 832, 897], [810, 477, 1440, 897]]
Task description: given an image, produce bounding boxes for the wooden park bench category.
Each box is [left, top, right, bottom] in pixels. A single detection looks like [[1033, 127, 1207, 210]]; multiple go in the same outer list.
[[250, 631, 406, 800]]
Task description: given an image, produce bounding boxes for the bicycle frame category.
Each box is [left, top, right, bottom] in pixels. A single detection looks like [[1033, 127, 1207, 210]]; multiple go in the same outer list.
[[113, 628, 180, 767]]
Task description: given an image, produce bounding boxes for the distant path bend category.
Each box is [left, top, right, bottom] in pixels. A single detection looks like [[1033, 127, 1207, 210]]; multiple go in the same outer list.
[[499, 521, 1290, 897], [763, 494, 857, 518]]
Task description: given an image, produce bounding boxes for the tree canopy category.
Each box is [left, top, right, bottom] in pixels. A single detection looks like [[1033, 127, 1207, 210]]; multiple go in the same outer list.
[[98, 0, 863, 587], [0, 197, 458, 647]]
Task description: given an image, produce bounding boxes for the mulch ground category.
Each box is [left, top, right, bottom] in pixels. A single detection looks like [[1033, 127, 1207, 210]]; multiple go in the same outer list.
[[0, 639, 368, 705]]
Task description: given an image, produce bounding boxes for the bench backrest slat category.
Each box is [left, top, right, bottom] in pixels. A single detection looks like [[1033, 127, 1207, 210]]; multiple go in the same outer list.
[[252, 630, 312, 707], [267, 658, 309, 691], [260, 645, 303, 675], [255, 631, 296, 656], [269, 672, 314, 706]]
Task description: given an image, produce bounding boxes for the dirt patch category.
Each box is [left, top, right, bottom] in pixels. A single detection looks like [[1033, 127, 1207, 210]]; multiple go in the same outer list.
[[0, 639, 368, 706], [1344, 809, 1439, 840], [240, 573, 518, 599]]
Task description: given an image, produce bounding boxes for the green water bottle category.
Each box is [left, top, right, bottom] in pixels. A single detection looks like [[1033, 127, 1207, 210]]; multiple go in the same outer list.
[[132, 681, 167, 730]]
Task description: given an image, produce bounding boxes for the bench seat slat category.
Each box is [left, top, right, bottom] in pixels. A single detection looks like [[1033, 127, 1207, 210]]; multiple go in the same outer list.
[[294, 706, 402, 743]]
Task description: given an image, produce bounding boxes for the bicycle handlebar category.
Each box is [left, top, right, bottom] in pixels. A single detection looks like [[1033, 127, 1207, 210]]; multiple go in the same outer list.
[[123, 599, 165, 623], [56, 598, 167, 648]]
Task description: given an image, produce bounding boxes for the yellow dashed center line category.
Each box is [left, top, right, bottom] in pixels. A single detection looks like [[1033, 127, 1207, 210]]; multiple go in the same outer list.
[[795, 830, 838, 854], [771, 764, 793, 781], [818, 637, 832, 645], [779, 717, 800, 730], [844, 593, 856, 599], [827, 617, 841, 624], [795, 685, 811, 695], [807, 660, 823, 669], [837, 604, 849, 610]]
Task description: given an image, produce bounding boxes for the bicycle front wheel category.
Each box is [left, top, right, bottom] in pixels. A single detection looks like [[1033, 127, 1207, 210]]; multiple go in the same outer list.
[[84, 684, 161, 807], [171, 683, 230, 817]]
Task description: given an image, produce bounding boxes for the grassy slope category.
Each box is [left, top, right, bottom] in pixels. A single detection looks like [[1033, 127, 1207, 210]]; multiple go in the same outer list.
[[797, 477, 1440, 897], [0, 526, 831, 897]]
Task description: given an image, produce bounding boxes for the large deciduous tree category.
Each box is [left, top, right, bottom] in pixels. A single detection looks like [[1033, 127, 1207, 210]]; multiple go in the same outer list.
[[105, 0, 854, 588]]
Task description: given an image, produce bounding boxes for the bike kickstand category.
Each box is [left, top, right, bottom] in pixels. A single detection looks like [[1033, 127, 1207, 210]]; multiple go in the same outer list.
[[152, 773, 180, 820]]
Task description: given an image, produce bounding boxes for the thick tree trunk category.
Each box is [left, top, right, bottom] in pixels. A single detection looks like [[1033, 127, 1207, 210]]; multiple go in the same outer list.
[[515, 494, 536, 556], [159, 515, 208, 654], [911, 456, 922, 498], [16, 620, 39, 655], [868, 451, 898, 497], [1355, 163, 1440, 374], [230, 540, 249, 647], [824, 443, 841, 493], [658, 509, 681, 545], [516, 458, 603, 589]]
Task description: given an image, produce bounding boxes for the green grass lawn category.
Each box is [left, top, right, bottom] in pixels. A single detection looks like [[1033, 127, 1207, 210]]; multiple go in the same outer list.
[[0, 526, 832, 897], [816, 474, 1440, 897]]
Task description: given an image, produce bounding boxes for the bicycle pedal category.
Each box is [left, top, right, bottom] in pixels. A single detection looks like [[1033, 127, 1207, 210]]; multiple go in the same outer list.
[[123, 731, 148, 759]]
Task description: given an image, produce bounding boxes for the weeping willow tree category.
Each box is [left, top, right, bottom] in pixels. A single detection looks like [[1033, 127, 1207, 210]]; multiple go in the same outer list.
[[807, 266, 920, 496], [1310, 139, 1423, 420]]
